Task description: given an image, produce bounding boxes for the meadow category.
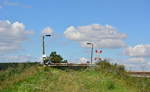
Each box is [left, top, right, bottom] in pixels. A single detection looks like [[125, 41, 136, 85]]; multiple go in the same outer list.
[[0, 62, 150, 92]]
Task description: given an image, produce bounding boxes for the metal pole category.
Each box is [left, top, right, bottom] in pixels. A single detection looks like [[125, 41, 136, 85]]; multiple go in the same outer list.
[[42, 36, 45, 55], [91, 44, 93, 64], [42, 35, 45, 64], [42, 35, 51, 64]]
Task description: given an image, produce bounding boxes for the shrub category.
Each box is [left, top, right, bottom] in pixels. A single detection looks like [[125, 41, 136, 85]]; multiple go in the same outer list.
[[95, 60, 126, 76]]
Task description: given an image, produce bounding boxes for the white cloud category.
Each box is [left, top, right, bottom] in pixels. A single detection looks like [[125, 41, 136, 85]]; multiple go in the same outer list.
[[128, 57, 145, 63], [64, 24, 127, 48], [79, 57, 88, 63], [123, 44, 150, 71], [124, 44, 150, 57], [42, 27, 53, 35], [0, 20, 33, 54], [70, 57, 89, 64], [109, 58, 150, 71]]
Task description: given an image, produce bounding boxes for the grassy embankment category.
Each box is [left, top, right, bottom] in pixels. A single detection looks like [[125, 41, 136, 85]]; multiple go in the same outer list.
[[0, 62, 150, 92]]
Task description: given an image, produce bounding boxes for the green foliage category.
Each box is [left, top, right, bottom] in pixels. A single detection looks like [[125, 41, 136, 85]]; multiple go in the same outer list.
[[96, 59, 112, 70], [50, 51, 63, 63], [61, 60, 68, 63], [0, 63, 38, 88], [43, 51, 68, 64], [95, 59, 126, 76], [0, 62, 38, 71], [107, 81, 115, 90]]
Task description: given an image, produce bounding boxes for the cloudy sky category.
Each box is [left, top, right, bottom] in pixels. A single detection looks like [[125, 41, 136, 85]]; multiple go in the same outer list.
[[0, 0, 150, 71]]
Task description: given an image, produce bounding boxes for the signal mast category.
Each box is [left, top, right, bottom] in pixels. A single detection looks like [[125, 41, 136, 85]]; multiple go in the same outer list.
[[95, 49, 103, 62]]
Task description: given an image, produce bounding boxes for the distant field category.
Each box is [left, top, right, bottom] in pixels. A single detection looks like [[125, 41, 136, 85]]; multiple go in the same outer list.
[[0, 63, 150, 92], [128, 72, 150, 78]]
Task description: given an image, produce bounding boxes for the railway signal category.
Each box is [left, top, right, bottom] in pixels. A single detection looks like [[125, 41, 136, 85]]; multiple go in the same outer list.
[[95, 49, 103, 61]]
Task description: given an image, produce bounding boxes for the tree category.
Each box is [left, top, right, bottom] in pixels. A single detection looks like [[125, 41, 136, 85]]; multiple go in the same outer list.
[[49, 51, 63, 63], [61, 60, 68, 63], [43, 51, 68, 64]]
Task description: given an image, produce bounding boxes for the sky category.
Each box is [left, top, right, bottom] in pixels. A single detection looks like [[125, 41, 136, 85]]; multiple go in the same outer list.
[[0, 0, 150, 71]]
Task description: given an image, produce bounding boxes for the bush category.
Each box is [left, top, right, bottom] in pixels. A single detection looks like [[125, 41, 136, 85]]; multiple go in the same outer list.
[[95, 60, 125, 75]]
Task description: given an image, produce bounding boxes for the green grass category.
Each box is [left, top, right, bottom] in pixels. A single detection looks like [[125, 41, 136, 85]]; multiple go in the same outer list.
[[0, 64, 150, 92]]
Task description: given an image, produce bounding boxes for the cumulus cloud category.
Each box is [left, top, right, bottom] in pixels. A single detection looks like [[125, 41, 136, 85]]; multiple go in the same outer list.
[[124, 44, 150, 57], [79, 57, 88, 63], [128, 57, 145, 63], [0, 20, 33, 54], [124, 44, 150, 70], [42, 27, 53, 35], [72, 57, 102, 64], [64, 24, 127, 48], [109, 58, 150, 71]]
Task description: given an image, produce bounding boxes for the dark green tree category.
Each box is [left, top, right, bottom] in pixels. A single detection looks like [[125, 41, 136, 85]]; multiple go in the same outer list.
[[49, 52, 63, 63], [61, 60, 68, 63]]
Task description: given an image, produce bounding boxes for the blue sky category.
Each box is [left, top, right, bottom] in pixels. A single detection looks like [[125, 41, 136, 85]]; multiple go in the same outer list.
[[0, 0, 150, 71]]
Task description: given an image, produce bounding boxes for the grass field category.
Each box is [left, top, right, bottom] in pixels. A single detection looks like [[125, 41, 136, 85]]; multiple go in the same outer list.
[[0, 63, 150, 92]]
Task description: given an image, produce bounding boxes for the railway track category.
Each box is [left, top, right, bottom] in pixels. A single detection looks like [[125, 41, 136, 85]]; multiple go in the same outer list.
[[128, 72, 150, 78]]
